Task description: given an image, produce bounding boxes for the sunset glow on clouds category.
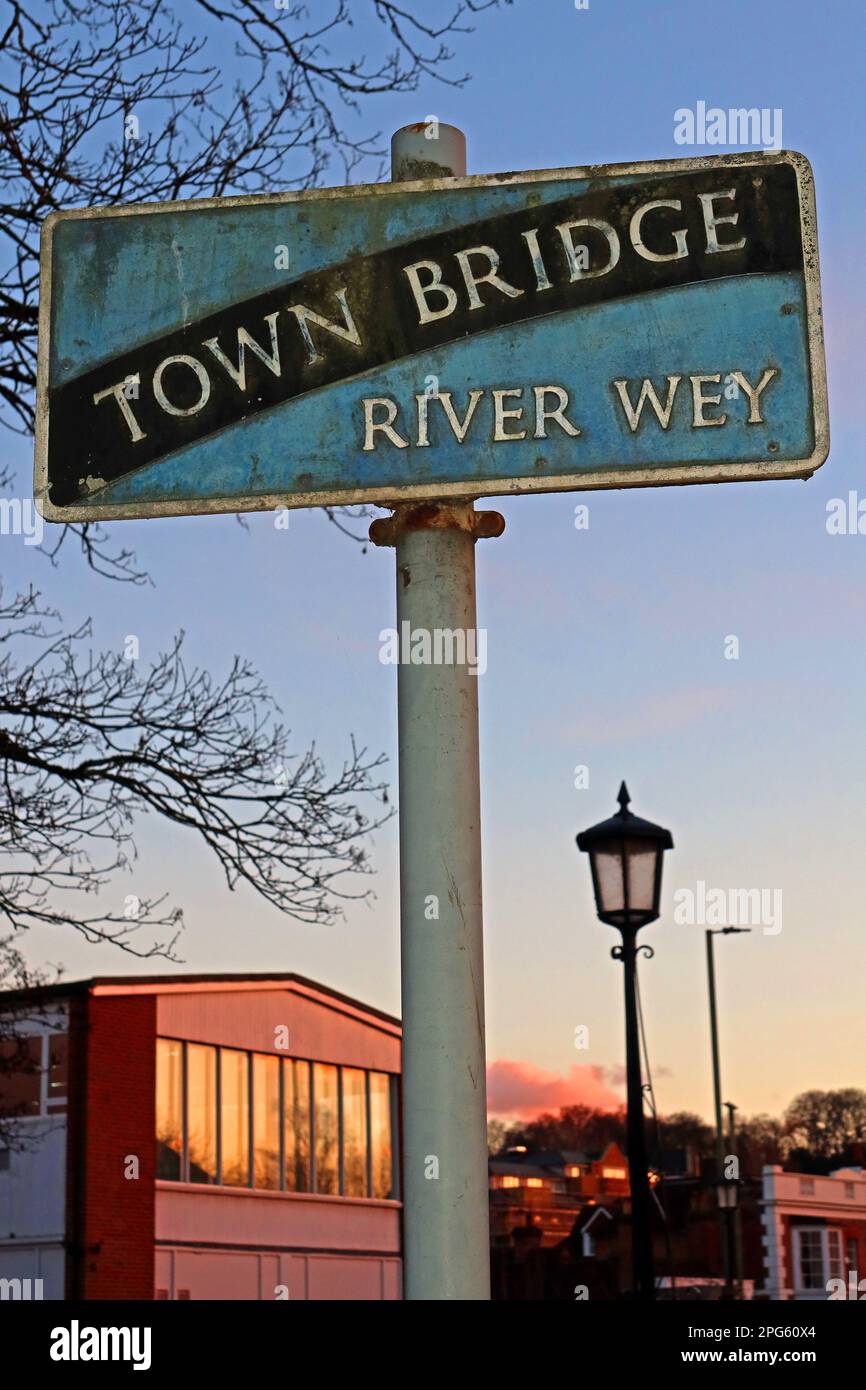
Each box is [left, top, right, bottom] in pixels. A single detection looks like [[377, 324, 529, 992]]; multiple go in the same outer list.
[[486, 1059, 624, 1119]]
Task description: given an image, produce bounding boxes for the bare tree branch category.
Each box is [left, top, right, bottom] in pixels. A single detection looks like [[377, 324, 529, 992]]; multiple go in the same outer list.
[[0, 0, 504, 993], [0, 595, 391, 952]]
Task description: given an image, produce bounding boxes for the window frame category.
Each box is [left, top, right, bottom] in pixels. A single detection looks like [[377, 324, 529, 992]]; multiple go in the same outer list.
[[185, 1041, 218, 1186], [0, 1030, 69, 1121], [251, 1050, 281, 1191], [283, 1056, 312, 1193], [312, 1060, 340, 1197], [217, 1045, 252, 1188], [155, 1036, 184, 1181], [155, 1037, 398, 1202], [794, 1225, 844, 1293], [340, 1064, 370, 1199]]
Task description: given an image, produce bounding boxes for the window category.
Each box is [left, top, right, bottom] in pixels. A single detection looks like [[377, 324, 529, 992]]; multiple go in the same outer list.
[[314, 1063, 339, 1195], [844, 1182, 856, 1200], [0, 1036, 42, 1118], [156, 1039, 183, 1180], [220, 1049, 250, 1186], [799, 1177, 815, 1196], [284, 1059, 310, 1192], [795, 1227, 843, 1291], [796, 1230, 823, 1290], [154, 1039, 396, 1200], [341, 1068, 368, 1197], [828, 1230, 844, 1280], [0, 1032, 68, 1119], [187, 1044, 217, 1184], [369, 1071, 394, 1199], [253, 1054, 280, 1189]]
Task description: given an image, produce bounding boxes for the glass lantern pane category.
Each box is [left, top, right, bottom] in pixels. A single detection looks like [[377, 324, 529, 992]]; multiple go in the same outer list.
[[593, 849, 625, 916], [625, 839, 658, 915]]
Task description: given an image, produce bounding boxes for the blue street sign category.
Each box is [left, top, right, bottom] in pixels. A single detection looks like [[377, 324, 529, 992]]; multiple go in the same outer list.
[[35, 151, 828, 522]]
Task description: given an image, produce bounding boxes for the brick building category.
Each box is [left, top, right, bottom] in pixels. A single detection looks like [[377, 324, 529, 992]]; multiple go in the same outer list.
[[489, 1143, 770, 1299], [0, 974, 401, 1300], [489, 1142, 630, 1247]]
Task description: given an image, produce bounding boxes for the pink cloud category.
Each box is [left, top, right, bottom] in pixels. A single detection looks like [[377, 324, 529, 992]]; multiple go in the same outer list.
[[487, 1058, 623, 1119]]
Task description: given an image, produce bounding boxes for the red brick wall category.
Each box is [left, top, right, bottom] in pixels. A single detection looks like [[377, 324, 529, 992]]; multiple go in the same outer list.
[[80, 993, 156, 1299]]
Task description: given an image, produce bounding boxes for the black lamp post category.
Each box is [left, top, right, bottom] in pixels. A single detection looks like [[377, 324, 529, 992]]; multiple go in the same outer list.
[[576, 782, 673, 1302]]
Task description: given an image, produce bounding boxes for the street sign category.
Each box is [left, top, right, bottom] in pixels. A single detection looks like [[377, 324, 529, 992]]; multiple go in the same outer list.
[[35, 150, 828, 522]]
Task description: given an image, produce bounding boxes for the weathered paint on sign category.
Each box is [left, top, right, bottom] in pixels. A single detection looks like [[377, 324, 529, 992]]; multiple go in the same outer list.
[[34, 151, 828, 522]]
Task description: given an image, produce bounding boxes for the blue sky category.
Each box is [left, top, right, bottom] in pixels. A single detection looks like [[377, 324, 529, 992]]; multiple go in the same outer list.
[[6, 0, 866, 1122]]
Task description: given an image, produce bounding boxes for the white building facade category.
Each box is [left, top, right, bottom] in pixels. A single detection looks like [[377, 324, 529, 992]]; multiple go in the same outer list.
[[761, 1163, 866, 1300]]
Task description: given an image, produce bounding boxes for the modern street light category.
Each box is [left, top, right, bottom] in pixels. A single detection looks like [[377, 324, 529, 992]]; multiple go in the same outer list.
[[576, 782, 673, 1302], [706, 926, 750, 1295]]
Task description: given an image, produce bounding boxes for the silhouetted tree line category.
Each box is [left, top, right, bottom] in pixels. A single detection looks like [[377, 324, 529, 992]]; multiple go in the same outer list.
[[489, 1088, 866, 1177]]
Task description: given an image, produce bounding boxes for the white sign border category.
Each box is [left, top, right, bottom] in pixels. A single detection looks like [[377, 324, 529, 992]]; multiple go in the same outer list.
[[34, 149, 829, 523]]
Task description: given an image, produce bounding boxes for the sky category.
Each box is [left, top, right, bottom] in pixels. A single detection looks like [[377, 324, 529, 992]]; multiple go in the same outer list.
[[5, 0, 866, 1126]]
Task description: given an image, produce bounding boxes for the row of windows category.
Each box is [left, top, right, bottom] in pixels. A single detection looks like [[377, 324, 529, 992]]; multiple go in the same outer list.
[[799, 1176, 858, 1200], [156, 1039, 398, 1200]]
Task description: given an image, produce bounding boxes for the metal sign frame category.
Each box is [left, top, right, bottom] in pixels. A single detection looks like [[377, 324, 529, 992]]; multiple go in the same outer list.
[[34, 150, 828, 523]]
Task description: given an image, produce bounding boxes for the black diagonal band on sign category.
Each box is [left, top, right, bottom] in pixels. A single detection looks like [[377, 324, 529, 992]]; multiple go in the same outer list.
[[47, 162, 802, 507]]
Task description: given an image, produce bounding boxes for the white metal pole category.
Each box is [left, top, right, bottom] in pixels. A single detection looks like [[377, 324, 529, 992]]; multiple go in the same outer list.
[[370, 124, 502, 1300], [394, 502, 489, 1301]]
